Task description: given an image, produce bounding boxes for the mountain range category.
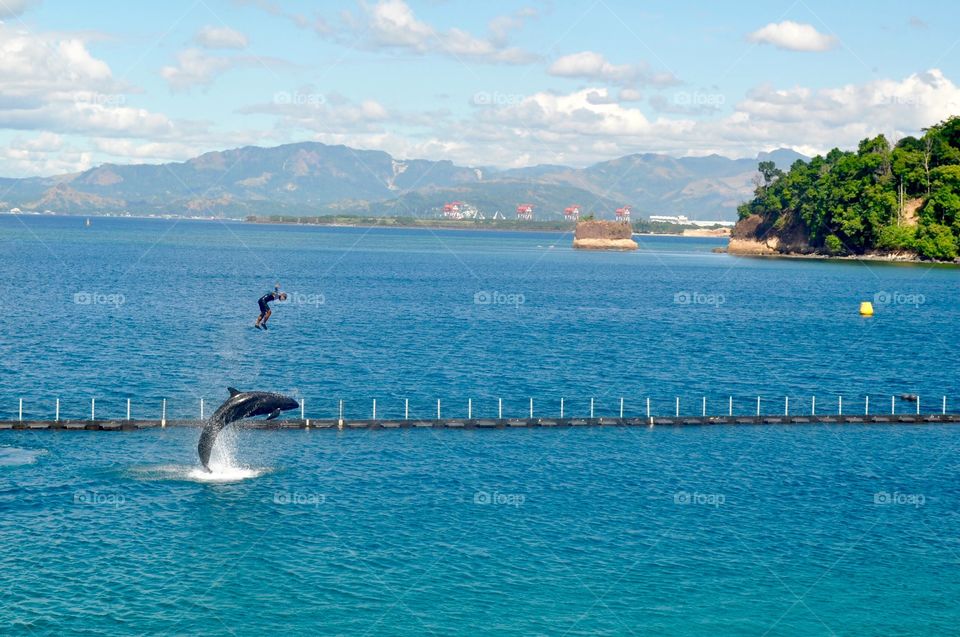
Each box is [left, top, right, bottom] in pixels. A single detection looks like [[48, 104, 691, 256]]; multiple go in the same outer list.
[[0, 143, 808, 221]]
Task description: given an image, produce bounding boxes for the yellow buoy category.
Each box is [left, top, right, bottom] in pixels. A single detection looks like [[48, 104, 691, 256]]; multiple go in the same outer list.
[[859, 301, 874, 316]]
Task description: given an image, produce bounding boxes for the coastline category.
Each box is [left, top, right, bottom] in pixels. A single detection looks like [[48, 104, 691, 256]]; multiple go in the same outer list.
[[724, 246, 960, 266]]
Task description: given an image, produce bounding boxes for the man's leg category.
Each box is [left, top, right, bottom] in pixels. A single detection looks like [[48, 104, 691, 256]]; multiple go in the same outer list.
[[261, 309, 272, 329], [256, 301, 268, 327]]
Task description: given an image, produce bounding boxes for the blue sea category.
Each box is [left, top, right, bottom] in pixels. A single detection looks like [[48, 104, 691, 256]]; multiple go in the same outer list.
[[1, 215, 959, 635]]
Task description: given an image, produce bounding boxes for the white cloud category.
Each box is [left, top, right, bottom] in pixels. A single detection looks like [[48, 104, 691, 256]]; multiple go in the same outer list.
[[161, 49, 236, 91], [239, 91, 391, 135], [325, 0, 537, 65], [194, 25, 249, 49], [548, 51, 678, 87], [0, 24, 182, 141], [747, 21, 837, 52], [409, 69, 960, 167]]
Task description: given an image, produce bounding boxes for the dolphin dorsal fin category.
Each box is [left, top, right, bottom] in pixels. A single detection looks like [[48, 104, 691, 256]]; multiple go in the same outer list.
[[227, 387, 241, 397]]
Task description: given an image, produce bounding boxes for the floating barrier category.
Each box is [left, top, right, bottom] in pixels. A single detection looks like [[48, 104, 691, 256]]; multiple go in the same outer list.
[[1, 395, 956, 431], [1, 414, 959, 431]]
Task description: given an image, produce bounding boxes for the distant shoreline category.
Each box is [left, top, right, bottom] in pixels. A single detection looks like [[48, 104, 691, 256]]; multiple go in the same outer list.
[[0, 211, 732, 238], [725, 246, 960, 266], [245, 214, 731, 237]]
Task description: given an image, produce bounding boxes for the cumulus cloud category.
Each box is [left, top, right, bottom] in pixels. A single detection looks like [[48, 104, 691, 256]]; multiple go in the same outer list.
[[194, 25, 249, 49], [747, 21, 837, 52], [548, 51, 678, 87], [0, 24, 181, 140], [398, 69, 960, 168], [321, 0, 537, 65]]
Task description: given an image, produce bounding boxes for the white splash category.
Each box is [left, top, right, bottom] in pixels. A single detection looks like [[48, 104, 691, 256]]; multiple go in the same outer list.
[[129, 427, 267, 483], [0, 447, 46, 466], [189, 426, 266, 482], [186, 465, 264, 482]]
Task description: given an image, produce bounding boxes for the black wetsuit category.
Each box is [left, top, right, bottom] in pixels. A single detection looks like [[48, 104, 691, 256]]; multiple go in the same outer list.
[[258, 291, 279, 316]]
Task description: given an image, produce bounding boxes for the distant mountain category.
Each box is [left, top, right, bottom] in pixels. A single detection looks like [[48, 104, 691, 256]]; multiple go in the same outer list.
[[0, 142, 807, 220]]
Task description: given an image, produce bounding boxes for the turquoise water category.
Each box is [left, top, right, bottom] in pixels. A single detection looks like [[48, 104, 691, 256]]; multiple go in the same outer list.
[[2, 216, 960, 635]]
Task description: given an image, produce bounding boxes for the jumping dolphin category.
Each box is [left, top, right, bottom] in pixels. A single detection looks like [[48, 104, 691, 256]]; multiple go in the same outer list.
[[198, 387, 299, 471]]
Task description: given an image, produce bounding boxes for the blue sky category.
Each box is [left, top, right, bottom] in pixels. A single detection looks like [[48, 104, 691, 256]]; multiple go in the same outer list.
[[1, 0, 958, 176]]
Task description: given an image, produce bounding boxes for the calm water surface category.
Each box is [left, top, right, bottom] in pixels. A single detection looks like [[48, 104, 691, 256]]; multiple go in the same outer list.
[[1, 215, 959, 635]]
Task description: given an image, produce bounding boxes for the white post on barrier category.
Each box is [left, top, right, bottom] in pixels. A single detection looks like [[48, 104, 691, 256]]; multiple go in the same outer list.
[[161, 399, 167, 427], [944, 396, 947, 415], [729, 396, 733, 417], [437, 399, 441, 420], [300, 399, 305, 420], [675, 397, 679, 418], [200, 398, 204, 420], [405, 399, 409, 420], [91, 398, 95, 421], [372, 399, 377, 420], [127, 398, 131, 421], [917, 396, 920, 415], [339, 399, 343, 421], [620, 397, 624, 419], [560, 397, 564, 419], [646, 397, 651, 418], [498, 398, 503, 419], [839, 396, 843, 416], [865, 396, 869, 416], [891, 395, 895, 415], [19, 398, 22, 422], [530, 398, 534, 419], [590, 398, 595, 419], [812, 396, 816, 416], [55, 398, 60, 422], [702, 397, 706, 417], [468, 398, 472, 419], [785, 396, 789, 416], [756, 396, 761, 417]]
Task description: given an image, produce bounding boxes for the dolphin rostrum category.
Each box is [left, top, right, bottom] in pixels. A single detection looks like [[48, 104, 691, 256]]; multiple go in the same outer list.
[[198, 387, 299, 471]]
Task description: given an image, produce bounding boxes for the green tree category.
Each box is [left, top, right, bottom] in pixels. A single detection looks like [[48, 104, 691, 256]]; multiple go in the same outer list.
[[922, 165, 960, 232], [914, 223, 958, 260]]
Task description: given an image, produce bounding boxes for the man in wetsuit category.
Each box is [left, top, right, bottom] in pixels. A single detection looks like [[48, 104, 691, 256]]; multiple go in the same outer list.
[[255, 286, 287, 330]]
